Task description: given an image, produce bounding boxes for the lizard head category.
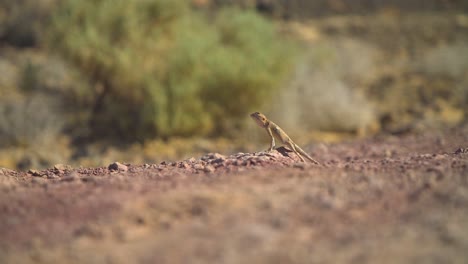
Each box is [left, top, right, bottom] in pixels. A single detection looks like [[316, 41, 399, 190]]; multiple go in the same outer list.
[[250, 112, 269, 128]]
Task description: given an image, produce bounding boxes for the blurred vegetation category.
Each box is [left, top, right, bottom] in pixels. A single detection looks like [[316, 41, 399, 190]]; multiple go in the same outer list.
[[47, 0, 295, 141], [1, 0, 468, 169], [268, 38, 376, 136], [212, 0, 468, 18]]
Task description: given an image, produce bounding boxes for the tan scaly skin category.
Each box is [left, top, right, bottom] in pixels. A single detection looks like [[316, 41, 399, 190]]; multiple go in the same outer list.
[[250, 112, 321, 165]]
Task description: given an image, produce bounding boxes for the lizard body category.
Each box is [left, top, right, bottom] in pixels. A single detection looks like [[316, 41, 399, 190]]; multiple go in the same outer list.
[[250, 112, 320, 165]]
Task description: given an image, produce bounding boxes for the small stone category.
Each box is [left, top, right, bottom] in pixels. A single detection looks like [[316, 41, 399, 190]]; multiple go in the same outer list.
[[210, 157, 226, 165], [454, 148, 467, 154], [193, 164, 204, 170], [212, 153, 225, 159], [204, 165, 215, 173], [108, 162, 128, 172], [178, 162, 190, 169], [201, 153, 225, 161], [0, 168, 16, 176], [257, 156, 270, 162], [54, 164, 72, 171], [213, 162, 225, 168], [28, 169, 42, 177]]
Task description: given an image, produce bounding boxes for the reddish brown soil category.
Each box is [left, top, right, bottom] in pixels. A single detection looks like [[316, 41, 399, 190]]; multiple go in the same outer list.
[[1, 126, 468, 264]]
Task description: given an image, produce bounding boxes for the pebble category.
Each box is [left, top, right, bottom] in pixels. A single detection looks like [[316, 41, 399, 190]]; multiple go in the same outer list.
[[201, 153, 226, 161], [54, 164, 72, 171], [193, 164, 204, 170], [0, 168, 16, 176], [28, 169, 42, 177], [108, 162, 128, 172], [204, 165, 215, 173], [454, 148, 467, 154], [211, 158, 226, 165]]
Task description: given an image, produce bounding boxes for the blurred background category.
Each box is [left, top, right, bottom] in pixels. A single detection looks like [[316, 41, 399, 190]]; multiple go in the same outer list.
[[0, 0, 467, 170]]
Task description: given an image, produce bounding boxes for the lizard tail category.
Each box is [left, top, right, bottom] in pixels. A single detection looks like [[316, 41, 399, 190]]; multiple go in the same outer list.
[[295, 144, 321, 165]]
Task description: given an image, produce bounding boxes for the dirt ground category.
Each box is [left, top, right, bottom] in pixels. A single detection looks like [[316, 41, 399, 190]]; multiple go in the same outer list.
[[1, 126, 468, 264]]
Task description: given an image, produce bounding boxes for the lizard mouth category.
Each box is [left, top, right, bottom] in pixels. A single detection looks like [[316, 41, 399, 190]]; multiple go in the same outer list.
[[250, 113, 267, 127]]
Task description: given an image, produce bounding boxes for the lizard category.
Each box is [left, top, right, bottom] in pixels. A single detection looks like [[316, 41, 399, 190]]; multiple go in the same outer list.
[[250, 112, 321, 165]]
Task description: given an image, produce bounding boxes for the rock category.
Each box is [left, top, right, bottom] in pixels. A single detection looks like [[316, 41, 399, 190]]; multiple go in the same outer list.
[[108, 162, 128, 172], [257, 156, 271, 162], [204, 165, 215, 173], [193, 164, 204, 170], [28, 169, 42, 177], [179, 162, 190, 169], [54, 164, 72, 171], [210, 157, 226, 164], [201, 153, 226, 161], [454, 148, 468, 154], [0, 168, 16, 176]]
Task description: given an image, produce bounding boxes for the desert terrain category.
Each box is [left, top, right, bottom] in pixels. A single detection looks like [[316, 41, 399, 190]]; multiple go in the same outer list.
[[1, 125, 467, 264]]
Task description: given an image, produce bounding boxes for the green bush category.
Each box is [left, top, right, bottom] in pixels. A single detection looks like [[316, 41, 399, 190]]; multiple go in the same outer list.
[[47, 0, 295, 141]]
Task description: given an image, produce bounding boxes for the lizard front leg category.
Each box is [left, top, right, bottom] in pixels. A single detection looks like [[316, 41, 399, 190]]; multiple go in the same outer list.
[[265, 126, 276, 151]]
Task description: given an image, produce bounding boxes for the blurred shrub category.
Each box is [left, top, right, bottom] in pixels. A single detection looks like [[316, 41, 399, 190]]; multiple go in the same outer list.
[[0, 94, 64, 148], [269, 39, 377, 135], [0, 0, 59, 47], [47, 0, 294, 141], [306, 14, 468, 134], [417, 43, 468, 119], [415, 43, 468, 79], [211, 0, 468, 18], [367, 42, 468, 132], [0, 50, 87, 169]]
